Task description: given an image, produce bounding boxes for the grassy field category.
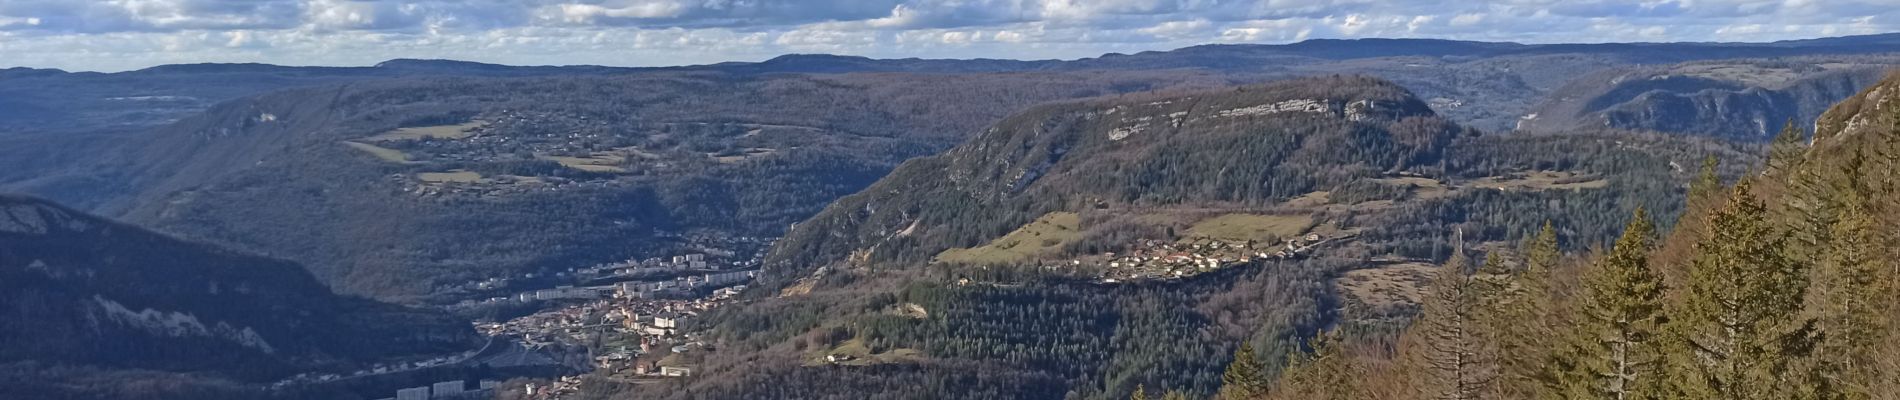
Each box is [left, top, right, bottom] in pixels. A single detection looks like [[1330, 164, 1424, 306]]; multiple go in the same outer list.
[[343, 141, 411, 163], [1181, 213, 1314, 243], [806, 338, 927, 367], [711, 148, 777, 163], [362, 120, 486, 141], [1335, 262, 1437, 312], [1467, 170, 1608, 191], [936, 212, 1081, 265], [1371, 176, 1452, 200], [1284, 191, 1332, 208], [417, 170, 483, 183], [540, 153, 628, 173]]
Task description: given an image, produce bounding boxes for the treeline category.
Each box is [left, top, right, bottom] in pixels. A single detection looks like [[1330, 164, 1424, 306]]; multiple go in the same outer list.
[[1217, 122, 1900, 400]]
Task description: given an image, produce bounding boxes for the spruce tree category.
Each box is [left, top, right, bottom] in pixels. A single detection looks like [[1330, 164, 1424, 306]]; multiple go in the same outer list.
[[1471, 251, 1525, 398], [1688, 156, 1722, 201], [1665, 182, 1816, 400], [1768, 120, 1809, 176], [1220, 342, 1268, 399], [1527, 221, 1561, 274], [1809, 174, 1886, 400], [1560, 209, 1666, 400], [1510, 222, 1571, 400], [1272, 330, 1362, 400], [1409, 249, 1490, 400]]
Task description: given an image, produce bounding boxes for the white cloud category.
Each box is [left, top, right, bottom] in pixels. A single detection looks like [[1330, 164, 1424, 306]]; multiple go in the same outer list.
[[1137, 19, 1211, 40], [0, 0, 1895, 71]]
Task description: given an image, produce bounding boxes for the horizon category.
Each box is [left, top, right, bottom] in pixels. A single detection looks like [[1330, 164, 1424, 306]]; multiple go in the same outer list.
[[9, 31, 1900, 74], [2, 0, 1896, 73]]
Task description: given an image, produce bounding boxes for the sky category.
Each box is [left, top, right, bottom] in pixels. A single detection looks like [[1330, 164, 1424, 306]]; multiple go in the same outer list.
[[0, 0, 1896, 72]]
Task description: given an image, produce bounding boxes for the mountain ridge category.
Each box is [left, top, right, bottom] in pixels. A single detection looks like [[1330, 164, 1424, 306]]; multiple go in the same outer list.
[[14, 33, 1900, 75], [0, 194, 475, 382], [762, 76, 1462, 281]]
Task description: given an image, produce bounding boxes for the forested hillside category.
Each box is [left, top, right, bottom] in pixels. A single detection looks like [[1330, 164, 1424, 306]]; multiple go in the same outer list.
[[1225, 72, 1900, 400], [113, 71, 1239, 300], [0, 195, 474, 399], [561, 76, 1760, 400], [764, 76, 1460, 279]]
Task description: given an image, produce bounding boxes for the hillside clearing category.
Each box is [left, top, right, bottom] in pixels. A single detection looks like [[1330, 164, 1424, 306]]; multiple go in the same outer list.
[[1335, 262, 1436, 313], [807, 338, 927, 367], [711, 148, 776, 163], [540, 153, 628, 173], [362, 120, 487, 141], [1467, 170, 1608, 191], [1181, 213, 1314, 243], [936, 212, 1081, 265], [417, 170, 483, 183], [342, 141, 412, 163]]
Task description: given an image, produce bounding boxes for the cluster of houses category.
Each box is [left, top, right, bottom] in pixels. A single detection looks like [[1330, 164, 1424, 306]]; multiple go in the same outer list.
[[522, 376, 584, 400], [518, 286, 603, 302], [480, 277, 746, 366], [383, 379, 501, 400], [590, 336, 700, 377], [488, 289, 739, 400], [445, 232, 770, 307], [586, 253, 718, 275], [1273, 232, 1351, 259], [1088, 232, 1350, 282], [613, 270, 756, 299]]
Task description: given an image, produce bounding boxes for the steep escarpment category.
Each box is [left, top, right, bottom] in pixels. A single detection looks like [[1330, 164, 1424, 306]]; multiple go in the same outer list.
[[764, 76, 1465, 280], [0, 195, 474, 382], [1520, 60, 1895, 139], [1813, 71, 1900, 145]]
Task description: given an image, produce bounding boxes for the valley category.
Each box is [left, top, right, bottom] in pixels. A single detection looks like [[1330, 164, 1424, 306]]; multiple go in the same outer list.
[[0, 32, 1894, 400]]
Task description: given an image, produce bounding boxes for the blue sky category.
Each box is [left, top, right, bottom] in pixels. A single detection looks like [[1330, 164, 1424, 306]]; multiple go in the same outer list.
[[0, 0, 1895, 72]]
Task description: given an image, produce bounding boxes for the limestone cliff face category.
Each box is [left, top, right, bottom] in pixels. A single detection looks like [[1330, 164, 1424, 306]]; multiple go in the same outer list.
[[1814, 71, 1900, 145], [1520, 65, 1891, 140]]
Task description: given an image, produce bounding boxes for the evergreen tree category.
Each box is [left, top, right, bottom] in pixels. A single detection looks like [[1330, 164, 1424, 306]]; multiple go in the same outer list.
[[1786, 161, 1841, 265], [1132, 384, 1150, 400], [1408, 249, 1490, 400], [1809, 170, 1887, 400], [1272, 330, 1362, 400], [1220, 342, 1268, 399], [1508, 222, 1570, 400], [1688, 156, 1722, 201], [1527, 221, 1561, 275], [1558, 208, 1666, 400], [1665, 182, 1816, 400], [1470, 251, 1528, 398], [1768, 120, 1809, 176]]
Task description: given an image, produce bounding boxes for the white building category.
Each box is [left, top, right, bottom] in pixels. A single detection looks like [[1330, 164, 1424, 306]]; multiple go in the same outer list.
[[432, 381, 464, 397], [395, 386, 429, 400]]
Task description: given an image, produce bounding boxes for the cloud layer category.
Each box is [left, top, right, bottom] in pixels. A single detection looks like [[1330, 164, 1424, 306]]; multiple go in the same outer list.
[[1, 0, 1895, 72]]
